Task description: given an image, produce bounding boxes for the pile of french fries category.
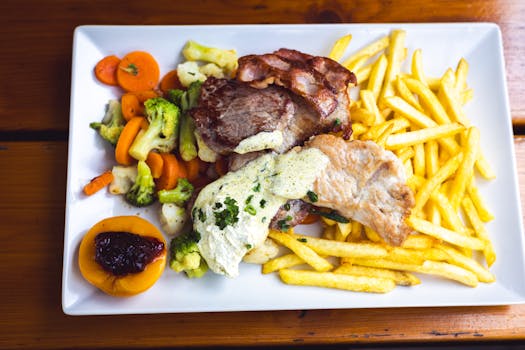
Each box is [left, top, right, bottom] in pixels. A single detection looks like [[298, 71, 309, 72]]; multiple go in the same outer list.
[[262, 29, 496, 293]]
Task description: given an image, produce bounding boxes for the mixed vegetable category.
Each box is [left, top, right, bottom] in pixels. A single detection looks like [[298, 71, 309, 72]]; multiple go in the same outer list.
[[84, 41, 240, 283]]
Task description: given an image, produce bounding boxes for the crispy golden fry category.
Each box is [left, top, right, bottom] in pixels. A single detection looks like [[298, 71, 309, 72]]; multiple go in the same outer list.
[[436, 244, 495, 283], [383, 96, 435, 128], [336, 222, 352, 241], [431, 191, 470, 236], [397, 146, 415, 163], [375, 123, 394, 147], [385, 123, 464, 150], [350, 221, 363, 241], [401, 234, 435, 249], [403, 77, 452, 125], [413, 143, 426, 177], [395, 76, 424, 112], [347, 55, 370, 72], [328, 34, 352, 62], [364, 226, 383, 243], [455, 58, 469, 91], [438, 69, 470, 126], [350, 106, 376, 126], [411, 48, 428, 87], [352, 258, 478, 287], [342, 35, 389, 68], [386, 246, 447, 264], [279, 269, 396, 293], [262, 253, 305, 274], [461, 197, 496, 266], [335, 263, 420, 286], [413, 152, 462, 213], [293, 234, 388, 258], [461, 88, 474, 105], [360, 89, 384, 124], [407, 216, 485, 251], [350, 122, 368, 139], [466, 176, 495, 222], [380, 29, 406, 100], [426, 76, 441, 91], [268, 231, 333, 272], [368, 53, 388, 101], [449, 127, 480, 209], [475, 151, 496, 180]]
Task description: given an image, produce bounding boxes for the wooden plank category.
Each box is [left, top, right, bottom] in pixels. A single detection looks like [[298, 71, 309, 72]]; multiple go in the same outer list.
[[0, 0, 523, 132], [1, 139, 525, 348]]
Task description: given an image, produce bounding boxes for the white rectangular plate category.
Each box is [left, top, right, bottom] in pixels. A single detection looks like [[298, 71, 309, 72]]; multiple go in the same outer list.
[[63, 23, 525, 315]]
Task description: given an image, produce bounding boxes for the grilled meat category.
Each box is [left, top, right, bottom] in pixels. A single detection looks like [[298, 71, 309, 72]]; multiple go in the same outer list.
[[306, 134, 415, 246]]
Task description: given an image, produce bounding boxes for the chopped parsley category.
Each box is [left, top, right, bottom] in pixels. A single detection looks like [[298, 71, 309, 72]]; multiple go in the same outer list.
[[245, 195, 254, 205], [309, 208, 349, 223], [214, 202, 223, 209], [245, 244, 252, 250], [277, 215, 293, 232], [121, 63, 139, 76], [307, 190, 318, 203], [244, 204, 257, 216], [259, 199, 267, 208], [252, 182, 261, 192], [333, 118, 342, 127], [196, 208, 206, 222], [214, 197, 239, 229], [284, 202, 291, 211], [297, 238, 308, 243]]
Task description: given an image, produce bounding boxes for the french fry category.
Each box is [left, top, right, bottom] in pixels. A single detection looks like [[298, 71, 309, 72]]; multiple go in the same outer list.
[[360, 89, 384, 124], [411, 48, 428, 87], [279, 269, 396, 293], [438, 69, 470, 126], [413, 143, 426, 177], [436, 244, 495, 283], [350, 107, 376, 126], [262, 253, 305, 274], [383, 96, 435, 128], [336, 222, 352, 241], [413, 152, 462, 213], [449, 126, 480, 209], [395, 76, 424, 112], [380, 29, 406, 100], [407, 216, 485, 251], [342, 35, 389, 68], [385, 123, 464, 150], [356, 64, 373, 84], [403, 77, 452, 125], [401, 234, 435, 249], [461, 197, 496, 266], [268, 231, 333, 272], [455, 58, 469, 91], [368, 53, 388, 101], [466, 176, 495, 222], [335, 264, 420, 286], [424, 140, 440, 177], [375, 123, 394, 147], [328, 34, 352, 62], [293, 234, 388, 258]]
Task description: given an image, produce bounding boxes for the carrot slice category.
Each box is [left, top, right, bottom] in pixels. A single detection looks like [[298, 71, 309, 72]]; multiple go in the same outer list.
[[115, 116, 146, 165], [121, 93, 142, 121], [146, 152, 164, 179], [117, 51, 160, 92], [94, 55, 120, 86], [160, 69, 183, 94], [184, 157, 201, 182], [132, 90, 158, 103], [83, 170, 114, 196], [156, 153, 181, 191]]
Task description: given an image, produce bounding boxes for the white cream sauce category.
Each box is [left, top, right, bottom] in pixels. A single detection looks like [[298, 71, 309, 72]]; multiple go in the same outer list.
[[193, 149, 328, 277], [233, 130, 284, 154]]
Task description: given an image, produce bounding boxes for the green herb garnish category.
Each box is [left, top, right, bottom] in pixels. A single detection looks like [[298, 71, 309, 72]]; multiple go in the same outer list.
[[214, 197, 239, 229]]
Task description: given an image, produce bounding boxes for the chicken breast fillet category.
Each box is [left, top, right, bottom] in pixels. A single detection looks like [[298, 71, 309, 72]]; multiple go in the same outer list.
[[306, 134, 415, 246]]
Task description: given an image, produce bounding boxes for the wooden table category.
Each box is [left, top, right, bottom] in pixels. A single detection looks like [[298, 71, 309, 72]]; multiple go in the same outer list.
[[1, 1, 524, 348]]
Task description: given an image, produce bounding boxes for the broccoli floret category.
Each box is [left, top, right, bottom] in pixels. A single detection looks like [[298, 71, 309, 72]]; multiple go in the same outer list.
[[128, 97, 180, 161], [183, 40, 238, 74], [168, 81, 202, 112], [158, 178, 194, 205], [125, 160, 156, 207], [169, 230, 208, 278], [90, 99, 125, 145]]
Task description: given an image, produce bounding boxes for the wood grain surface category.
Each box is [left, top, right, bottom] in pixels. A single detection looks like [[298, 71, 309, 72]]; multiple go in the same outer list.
[[1, 0, 525, 348]]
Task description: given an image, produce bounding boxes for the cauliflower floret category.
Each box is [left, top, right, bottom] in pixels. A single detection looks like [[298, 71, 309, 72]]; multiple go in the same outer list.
[[243, 238, 280, 264], [109, 165, 137, 195], [177, 61, 206, 87], [160, 203, 188, 236], [199, 63, 225, 79]]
